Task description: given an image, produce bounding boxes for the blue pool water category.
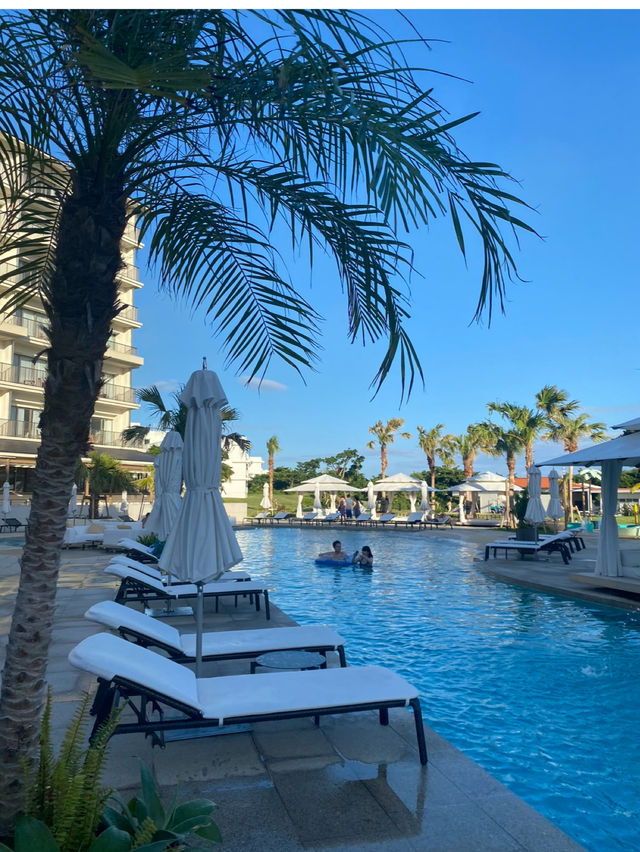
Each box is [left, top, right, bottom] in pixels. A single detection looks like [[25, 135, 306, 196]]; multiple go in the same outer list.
[[236, 526, 640, 852]]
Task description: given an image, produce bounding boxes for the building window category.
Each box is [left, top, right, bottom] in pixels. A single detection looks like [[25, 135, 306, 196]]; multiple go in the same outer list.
[[10, 406, 41, 438]]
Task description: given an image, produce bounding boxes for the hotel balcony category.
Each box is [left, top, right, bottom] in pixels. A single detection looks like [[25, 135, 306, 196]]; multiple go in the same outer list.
[[104, 338, 143, 367], [0, 417, 118, 447], [0, 363, 138, 407], [113, 303, 141, 328]]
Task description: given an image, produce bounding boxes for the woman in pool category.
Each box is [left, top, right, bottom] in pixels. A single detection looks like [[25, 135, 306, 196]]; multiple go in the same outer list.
[[352, 545, 373, 567]]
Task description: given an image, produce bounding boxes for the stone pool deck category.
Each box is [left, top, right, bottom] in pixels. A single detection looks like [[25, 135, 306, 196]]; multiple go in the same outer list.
[[0, 530, 602, 852]]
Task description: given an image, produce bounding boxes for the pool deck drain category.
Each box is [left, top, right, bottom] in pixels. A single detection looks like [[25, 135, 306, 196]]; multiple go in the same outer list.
[[0, 531, 594, 852]]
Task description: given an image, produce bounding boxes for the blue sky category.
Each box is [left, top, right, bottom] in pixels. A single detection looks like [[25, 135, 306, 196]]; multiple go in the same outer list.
[[131, 9, 640, 478]]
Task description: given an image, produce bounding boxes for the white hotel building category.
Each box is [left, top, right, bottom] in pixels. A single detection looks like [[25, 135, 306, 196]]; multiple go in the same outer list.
[[0, 209, 151, 491]]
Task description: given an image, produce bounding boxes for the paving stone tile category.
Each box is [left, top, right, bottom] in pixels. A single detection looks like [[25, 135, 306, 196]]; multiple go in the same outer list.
[[152, 730, 266, 785]]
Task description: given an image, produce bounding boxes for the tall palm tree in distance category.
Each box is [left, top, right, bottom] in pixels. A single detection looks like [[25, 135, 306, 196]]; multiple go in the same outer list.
[[266, 435, 280, 511], [487, 401, 546, 472], [417, 424, 455, 500], [453, 423, 496, 479], [367, 419, 412, 479], [546, 412, 607, 522], [0, 9, 535, 825]]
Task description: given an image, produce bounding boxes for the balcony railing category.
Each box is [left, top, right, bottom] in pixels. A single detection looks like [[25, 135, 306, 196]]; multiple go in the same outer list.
[[100, 383, 137, 404], [0, 314, 48, 340], [0, 418, 41, 440], [0, 363, 46, 388], [0, 419, 117, 445], [106, 339, 138, 357], [0, 363, 136, 404], [116, 304, 139, 323]]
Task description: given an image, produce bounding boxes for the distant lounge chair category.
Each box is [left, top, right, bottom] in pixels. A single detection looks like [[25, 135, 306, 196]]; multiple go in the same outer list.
[[299, 512, 318, 522], [484, 536, 572, 565], [355, 513, 372, 524], [318, 512, 340, 524], [394, 512, 425, 529], [374, 513, 396, 526], [110, 554, 251, 583], [424, 515, 453, 529], [68, 633, 427, 764], [0, 517, 26, 533], [268, 511, 292, 524], [85, 600, 347, 666], [104, 562, 270, 618], [247, 512, 271, 525]]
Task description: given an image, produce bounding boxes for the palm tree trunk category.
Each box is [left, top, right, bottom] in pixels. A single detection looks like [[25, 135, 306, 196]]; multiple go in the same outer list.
[[0, 176, 126, 834], [381, 444, 388, 479], [268, 452, 274, 510]]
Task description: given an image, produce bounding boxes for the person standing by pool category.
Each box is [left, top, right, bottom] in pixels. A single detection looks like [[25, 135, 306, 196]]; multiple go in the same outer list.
[[338, 496, 346, 521], [353, 497, 362, 518], [352, 545, 373, 567], [345, 494, 353, 519], [318, 540, 351, 562]]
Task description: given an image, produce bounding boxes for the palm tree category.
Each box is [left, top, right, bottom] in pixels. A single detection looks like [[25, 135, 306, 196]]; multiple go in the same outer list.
[[76, 452, 136, 519], [266, 436, 280, 510], [453, 423, 496, 479], [366, 419, 412, 479], [546, 413, 607, 522], [487, 402, 546, 472], [122, 385, 250, 454], [535, 385, 579, 421], [0, 9, 534, 823], [416, 424, 455, 499]]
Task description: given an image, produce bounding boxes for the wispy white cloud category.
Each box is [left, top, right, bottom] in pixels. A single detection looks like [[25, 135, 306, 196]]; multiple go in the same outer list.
[[240, 376, 287, 393], [153, 379, 181, 393]]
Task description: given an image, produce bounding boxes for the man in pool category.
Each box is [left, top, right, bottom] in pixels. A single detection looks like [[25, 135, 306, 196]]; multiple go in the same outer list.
[[318, 540, 351, 562]]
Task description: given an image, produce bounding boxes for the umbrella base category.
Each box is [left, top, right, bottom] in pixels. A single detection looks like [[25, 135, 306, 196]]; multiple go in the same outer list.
[[145, 605, 194, 618]]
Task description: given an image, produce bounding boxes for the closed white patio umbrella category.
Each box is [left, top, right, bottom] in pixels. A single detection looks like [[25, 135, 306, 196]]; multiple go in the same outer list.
[[159, 366, 243, 673], [313, 482, 323, 516], [2, 481, 9, 516], [68, 483, 78, 518], [366, 480, 376, 518], [145, 429, 184, 543], [524, 465, 546, 538], [260, 482, 271, 511], [547, 469, 564, 526]]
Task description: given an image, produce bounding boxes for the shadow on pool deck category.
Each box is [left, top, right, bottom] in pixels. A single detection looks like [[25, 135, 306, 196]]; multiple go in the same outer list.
[[0, 534, 587, 852]]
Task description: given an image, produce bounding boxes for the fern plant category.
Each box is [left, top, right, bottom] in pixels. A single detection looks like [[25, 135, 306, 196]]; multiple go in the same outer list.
[[21, 690, 119, 852]]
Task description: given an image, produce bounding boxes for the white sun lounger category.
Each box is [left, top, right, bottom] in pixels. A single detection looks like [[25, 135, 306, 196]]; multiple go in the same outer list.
[[104, 563, 270, 618], [110, 554, 251, 583], [68, 633, 427, 764], [85, 600, 347, 666], [484, 538, 572, 564]]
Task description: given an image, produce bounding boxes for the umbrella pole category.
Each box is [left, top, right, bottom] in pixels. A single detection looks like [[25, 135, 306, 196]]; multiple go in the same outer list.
[[195, 582, 204, 677]]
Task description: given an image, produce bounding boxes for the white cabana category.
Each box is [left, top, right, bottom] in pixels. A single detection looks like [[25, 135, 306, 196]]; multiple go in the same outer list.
[[540, 419, 640, 577], [372, 473, 422, 514], [285, 474, 357, 517], [448, 483, 483, 524]]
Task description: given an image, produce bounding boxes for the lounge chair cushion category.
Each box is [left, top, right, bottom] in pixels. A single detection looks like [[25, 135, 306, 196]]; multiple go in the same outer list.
[[71, 632, 199, 709], [85, 601, 345, 660], [69, 633, 418, 721], [87, 523, 106, 533], [104, 563, 261, 597]]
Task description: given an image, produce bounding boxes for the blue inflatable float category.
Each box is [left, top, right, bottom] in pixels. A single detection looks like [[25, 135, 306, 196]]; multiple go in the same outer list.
[[314, 557, 352, 566]]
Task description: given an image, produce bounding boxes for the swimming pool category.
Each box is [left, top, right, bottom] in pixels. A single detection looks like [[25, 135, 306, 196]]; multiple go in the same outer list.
[[236, 526, 640, 852]]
